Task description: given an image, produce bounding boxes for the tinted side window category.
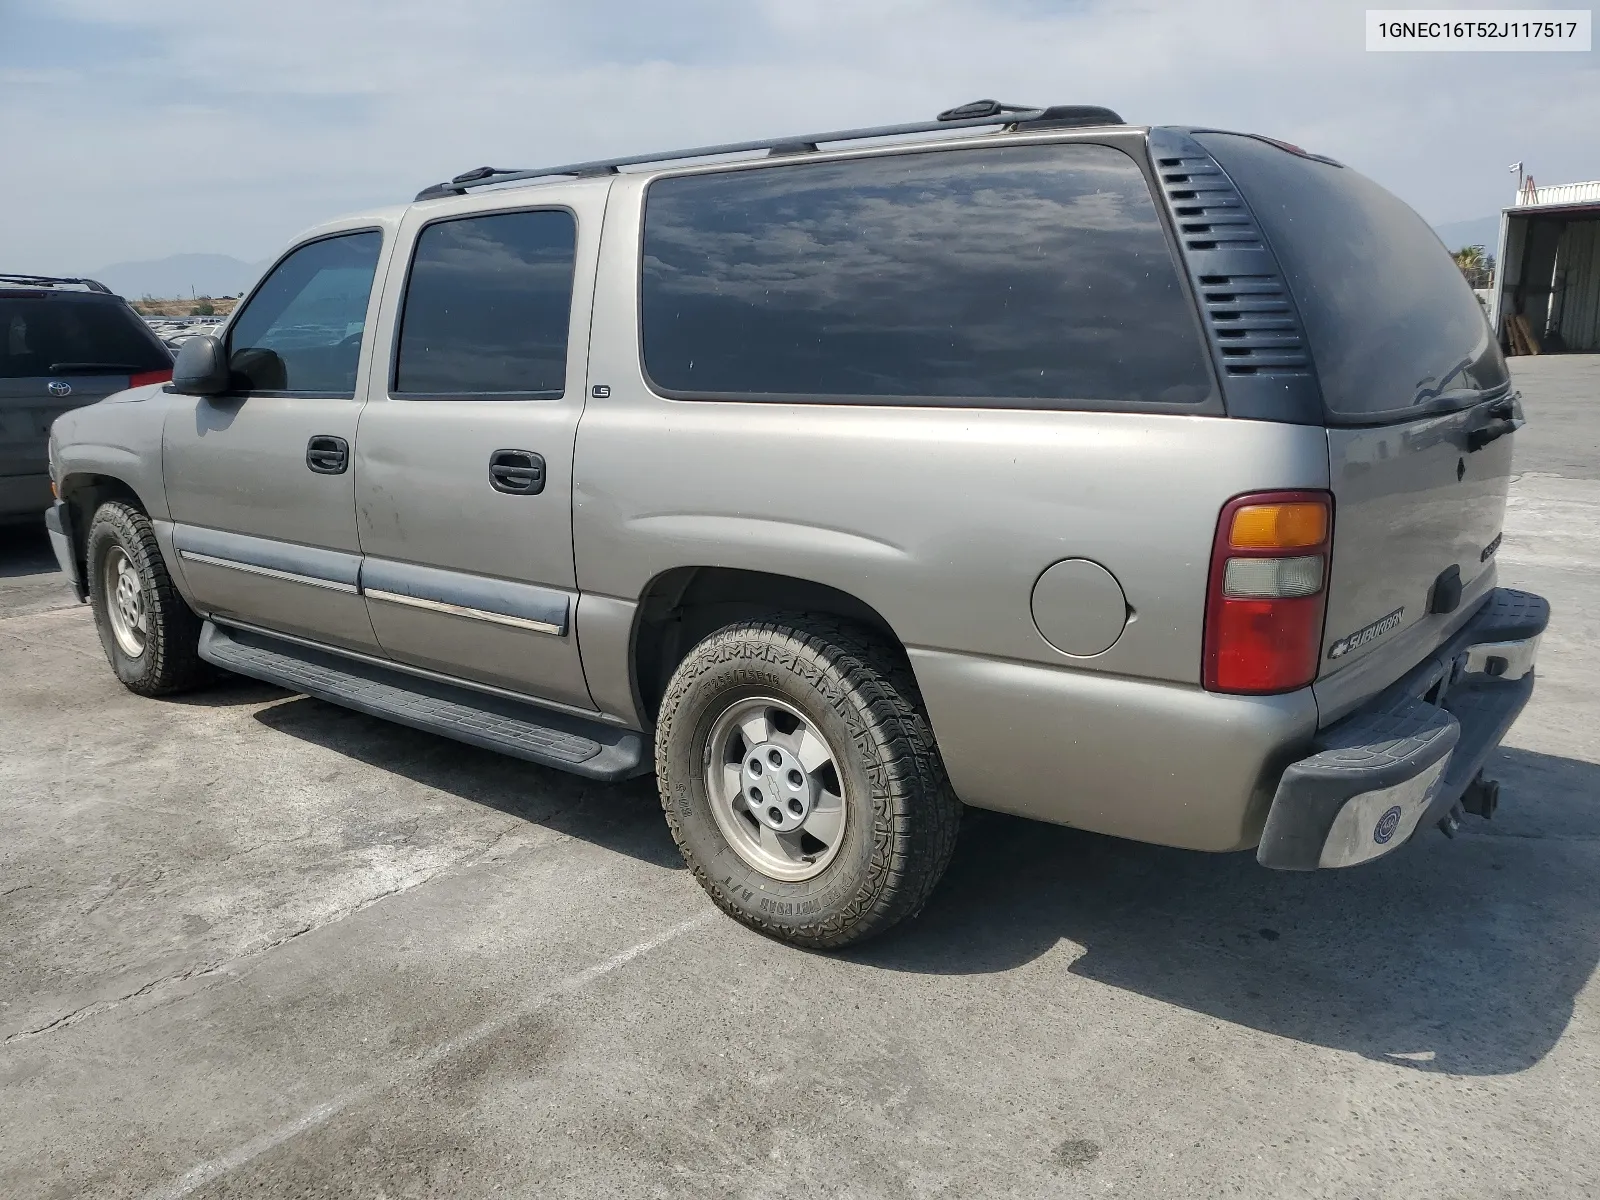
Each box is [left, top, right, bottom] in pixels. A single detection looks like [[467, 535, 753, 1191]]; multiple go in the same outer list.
[[1, 298, 170, 379], [394, 210, 577, 396], [1195, 132, 1508, 421], [640, 144, 1212, 406], [227, 231, 382, 394]]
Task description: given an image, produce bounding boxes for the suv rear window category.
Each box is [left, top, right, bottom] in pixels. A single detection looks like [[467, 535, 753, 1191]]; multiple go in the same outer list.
[[640, 143, 1213, 408], [1, 297, 170, 379], [1194, 132, 1509, 423]]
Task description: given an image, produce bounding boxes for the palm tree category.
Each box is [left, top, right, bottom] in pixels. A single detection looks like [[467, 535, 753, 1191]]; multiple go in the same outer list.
[[1452, 245, 1494, 289]]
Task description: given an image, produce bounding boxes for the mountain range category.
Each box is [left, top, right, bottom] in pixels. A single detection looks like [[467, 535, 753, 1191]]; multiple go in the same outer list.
[[85, 253, 269, 301]]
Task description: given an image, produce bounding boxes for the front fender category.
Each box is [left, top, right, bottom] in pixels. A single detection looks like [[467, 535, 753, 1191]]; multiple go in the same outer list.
[[52, 392, 175, 521]]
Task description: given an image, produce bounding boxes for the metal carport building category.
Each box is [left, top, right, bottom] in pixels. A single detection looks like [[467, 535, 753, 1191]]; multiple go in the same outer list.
[[1491, 177, 1600, 355]]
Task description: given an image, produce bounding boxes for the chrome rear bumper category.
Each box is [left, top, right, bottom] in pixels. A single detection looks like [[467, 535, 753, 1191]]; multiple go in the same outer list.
[[1258, 588, 1548, 870]]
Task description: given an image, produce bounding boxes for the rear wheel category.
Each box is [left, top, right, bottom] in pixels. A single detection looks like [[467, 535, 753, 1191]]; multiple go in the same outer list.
[[655, 616, 961, 949], [86, 500, 207, 696]]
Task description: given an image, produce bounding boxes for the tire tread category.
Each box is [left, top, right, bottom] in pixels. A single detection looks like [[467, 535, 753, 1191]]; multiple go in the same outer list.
[[655, 615, 961, 949], [87, 500, 207, 696]]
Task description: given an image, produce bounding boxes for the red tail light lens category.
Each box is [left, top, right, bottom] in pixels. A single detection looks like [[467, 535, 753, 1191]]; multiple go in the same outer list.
[[129, 368, 173, 388], [1203, 490, 1333, 694]]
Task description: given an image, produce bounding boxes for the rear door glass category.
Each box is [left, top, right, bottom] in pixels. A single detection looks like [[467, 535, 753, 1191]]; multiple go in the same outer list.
[[1, 298, 170, 378], [1194, 132, 1508, 422], [393, 209, 577, 397], [227, 231, 382, 395], [640, 143, 1214, 408]]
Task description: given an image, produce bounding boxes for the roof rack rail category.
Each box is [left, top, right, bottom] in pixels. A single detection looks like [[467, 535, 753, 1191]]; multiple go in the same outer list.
[[414, 100, 1126, 201], [0, 273, 113, 294]]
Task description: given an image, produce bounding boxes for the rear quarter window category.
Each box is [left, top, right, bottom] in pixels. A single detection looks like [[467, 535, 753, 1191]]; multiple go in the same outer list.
[[640, 143, 1215, 409], [1194, 132, 1508, 422]]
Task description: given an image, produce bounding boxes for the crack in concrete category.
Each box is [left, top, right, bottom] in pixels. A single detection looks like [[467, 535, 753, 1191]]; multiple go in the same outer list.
[[0, 602, 84, 625], [79, 867, 170, 917], [0, 620, 103, 661], [1, 819, 540, 1047], [137, 910, 716, 1200]]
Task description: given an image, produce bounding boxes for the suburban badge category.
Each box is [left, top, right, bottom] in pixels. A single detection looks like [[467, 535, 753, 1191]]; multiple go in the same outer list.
[[1328, 606, 1405, 660]]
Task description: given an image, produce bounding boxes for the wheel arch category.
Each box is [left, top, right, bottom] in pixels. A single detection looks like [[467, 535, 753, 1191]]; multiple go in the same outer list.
[[629, 565, 909, 724], [58, 472, 151, 588]]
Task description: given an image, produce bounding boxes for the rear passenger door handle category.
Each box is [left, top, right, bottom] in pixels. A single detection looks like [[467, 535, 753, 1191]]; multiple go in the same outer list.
[[489, 449, 545, 495], [306, 435, 349, 474]]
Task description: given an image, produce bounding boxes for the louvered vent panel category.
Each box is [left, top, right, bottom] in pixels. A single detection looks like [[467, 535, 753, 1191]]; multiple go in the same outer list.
[[1195, 274, 1310, 375], [1155, 155, 1311, 377]]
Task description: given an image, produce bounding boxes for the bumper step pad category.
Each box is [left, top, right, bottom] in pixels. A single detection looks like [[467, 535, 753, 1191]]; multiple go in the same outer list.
[[1257, 586, 1548, 871], [1258, 701, 1460, 870], [1467, 587, 1549, 643], [199, 622, 645, 781]]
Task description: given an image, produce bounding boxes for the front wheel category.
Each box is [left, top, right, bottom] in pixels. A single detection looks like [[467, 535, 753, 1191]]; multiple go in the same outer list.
[[655, 616, 961, 949], [86, 500, 207, 696]]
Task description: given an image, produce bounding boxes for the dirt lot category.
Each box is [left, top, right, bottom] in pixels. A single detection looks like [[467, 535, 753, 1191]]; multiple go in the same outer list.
[[129, 298, 239, 318], [2, 357, 1598, 1199]]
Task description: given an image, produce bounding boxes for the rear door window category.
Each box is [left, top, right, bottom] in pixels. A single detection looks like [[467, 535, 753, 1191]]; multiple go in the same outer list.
[[640, 143, 1214, 408], [1, 298, 170, 378], [227, 231, 382, 395], [393, 209, 577, 397], [1194, 132, 1509, 422]]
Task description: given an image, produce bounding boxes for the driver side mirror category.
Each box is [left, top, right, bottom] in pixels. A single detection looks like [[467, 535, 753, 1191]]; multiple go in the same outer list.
[[171, 334, 231, 396]]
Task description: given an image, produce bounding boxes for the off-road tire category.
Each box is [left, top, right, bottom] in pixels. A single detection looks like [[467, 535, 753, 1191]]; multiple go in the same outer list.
[[655, 616, 962, 949], [86, 500, 207, 696]]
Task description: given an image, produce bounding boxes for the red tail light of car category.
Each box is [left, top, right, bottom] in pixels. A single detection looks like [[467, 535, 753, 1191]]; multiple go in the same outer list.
[[1203, 490, 1334, 694], [129, 368, 173, 388]]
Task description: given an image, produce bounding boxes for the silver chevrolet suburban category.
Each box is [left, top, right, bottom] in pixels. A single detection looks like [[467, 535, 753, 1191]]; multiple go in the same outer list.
[[45, 102, 1548, 948]]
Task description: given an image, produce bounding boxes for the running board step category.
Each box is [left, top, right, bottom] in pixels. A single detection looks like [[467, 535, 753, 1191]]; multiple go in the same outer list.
[[198, 622, 646, 781]]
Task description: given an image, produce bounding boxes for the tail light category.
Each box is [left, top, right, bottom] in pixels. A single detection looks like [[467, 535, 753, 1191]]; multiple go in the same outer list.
[[129, 368, 173, 388], [1203, 491, 1333, 694]]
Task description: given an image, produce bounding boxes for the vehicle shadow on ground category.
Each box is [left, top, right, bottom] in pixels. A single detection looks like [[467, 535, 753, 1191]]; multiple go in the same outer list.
[[162, 671, 297, 707], [852, 745, 1600, 1078], [197, 674, 1600, 1076], [252, 694, 684, 871], [0, 524, 56, 577]]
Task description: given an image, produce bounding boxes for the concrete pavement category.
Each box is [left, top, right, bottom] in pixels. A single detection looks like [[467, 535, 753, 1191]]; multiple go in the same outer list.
[[2, 356, 1598, 1198]]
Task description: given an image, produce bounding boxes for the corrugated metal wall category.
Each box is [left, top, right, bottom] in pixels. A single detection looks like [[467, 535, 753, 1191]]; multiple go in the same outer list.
[[1553, 218, 1600, 353]]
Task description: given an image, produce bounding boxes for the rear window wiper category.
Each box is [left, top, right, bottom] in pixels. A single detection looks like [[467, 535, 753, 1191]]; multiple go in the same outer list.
[[48, 362, 152, 374]]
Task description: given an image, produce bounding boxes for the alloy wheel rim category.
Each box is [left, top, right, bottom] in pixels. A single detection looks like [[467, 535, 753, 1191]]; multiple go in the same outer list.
[[703, 695, 848, 882], [105, 546, 148, 658]]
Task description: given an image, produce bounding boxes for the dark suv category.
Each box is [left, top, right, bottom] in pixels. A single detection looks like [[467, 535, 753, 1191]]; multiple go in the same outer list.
[[1, 275, 172, 522]]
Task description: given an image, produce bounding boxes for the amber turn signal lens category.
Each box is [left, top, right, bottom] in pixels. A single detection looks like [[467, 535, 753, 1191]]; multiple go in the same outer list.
[[1229, 502, 1327, 550]]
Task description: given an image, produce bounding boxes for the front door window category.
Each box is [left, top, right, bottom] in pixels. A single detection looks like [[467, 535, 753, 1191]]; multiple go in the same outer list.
[[227, 231, 382, 395]]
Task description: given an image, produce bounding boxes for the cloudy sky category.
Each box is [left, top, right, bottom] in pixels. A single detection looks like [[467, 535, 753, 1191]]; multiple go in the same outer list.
[[1, 0, 1595, 274]]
